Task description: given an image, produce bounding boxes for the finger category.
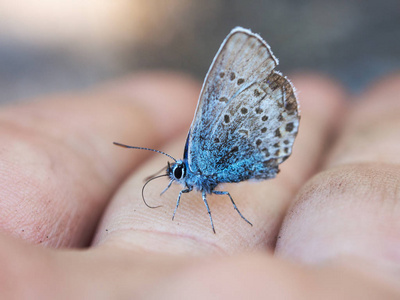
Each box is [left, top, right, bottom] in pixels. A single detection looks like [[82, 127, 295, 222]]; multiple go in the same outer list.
[[276, 73, 400, 272], [93, 73, 347, 253], [147, 253, 400, 299], [0, 72, 200, 247], [3, 233, 399, 299]]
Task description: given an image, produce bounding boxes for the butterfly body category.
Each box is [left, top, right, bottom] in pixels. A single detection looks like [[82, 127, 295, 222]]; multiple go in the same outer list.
[[168, 160, 218, 194], [114, 27, 299, 233]]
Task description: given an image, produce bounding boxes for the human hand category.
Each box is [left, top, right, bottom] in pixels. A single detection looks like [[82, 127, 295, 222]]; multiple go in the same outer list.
[[1, 71, 399, 298]]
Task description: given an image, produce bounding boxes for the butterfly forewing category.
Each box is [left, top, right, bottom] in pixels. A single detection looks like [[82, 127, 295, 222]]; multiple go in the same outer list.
[[187, 28, 277, 167], [186, 27, 299, 183]]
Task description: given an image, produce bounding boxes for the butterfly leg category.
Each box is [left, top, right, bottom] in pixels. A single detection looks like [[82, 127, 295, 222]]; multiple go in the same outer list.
[[213, 191, 253, 226], [202, 191, 216, 234], [160, 179, 173, 196], [172, 187, 192, 221]]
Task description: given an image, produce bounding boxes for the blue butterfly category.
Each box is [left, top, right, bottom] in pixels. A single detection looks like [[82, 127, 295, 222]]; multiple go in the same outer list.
[[114, 27, 299, 233]]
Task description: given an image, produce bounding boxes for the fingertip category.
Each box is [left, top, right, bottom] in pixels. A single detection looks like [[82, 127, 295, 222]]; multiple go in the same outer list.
[[99, 71, 201, 139], [289, 72, 348, 122], [350, 72, 400, 122], [325, 72, 400, 167], [362, 71, 400, 102]]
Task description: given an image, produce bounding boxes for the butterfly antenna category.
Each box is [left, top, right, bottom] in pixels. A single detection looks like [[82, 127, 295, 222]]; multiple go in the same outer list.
[[141, 174, 169, 209], [113, 142, 177, 162]]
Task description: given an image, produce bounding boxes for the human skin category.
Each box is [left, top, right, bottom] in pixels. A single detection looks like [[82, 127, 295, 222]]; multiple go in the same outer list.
[[0, 71, 399, 299]]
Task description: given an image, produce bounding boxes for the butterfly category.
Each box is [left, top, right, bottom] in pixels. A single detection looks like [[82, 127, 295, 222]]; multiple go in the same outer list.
[[114, 27, 300, 233]]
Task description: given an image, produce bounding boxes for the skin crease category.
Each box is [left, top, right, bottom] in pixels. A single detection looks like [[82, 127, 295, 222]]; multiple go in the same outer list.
[[0, 71, 400, 298]]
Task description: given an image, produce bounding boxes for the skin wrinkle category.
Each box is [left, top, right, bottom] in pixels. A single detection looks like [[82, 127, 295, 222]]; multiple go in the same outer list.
[[101, 228, 228, 256]]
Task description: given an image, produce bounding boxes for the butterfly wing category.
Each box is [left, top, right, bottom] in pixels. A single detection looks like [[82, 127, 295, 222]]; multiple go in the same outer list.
[[186, 27, 299, 183]]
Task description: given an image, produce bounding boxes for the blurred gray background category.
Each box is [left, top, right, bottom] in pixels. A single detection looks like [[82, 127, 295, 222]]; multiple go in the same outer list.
[[0, 0, 399, 103]]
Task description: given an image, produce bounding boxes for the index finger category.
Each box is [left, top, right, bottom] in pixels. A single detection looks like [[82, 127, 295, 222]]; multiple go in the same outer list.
[[93, 73, 347, 254]]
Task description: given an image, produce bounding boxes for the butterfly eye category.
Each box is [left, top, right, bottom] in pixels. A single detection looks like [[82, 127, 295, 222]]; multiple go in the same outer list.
[[173, 163, 185, 180]]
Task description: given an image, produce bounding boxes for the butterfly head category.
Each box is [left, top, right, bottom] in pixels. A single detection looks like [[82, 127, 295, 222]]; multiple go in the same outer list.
[[167, 160, 187, 185]]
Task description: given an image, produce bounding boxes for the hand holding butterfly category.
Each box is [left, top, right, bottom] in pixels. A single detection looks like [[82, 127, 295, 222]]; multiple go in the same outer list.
[[1, 71, 399, 298]]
